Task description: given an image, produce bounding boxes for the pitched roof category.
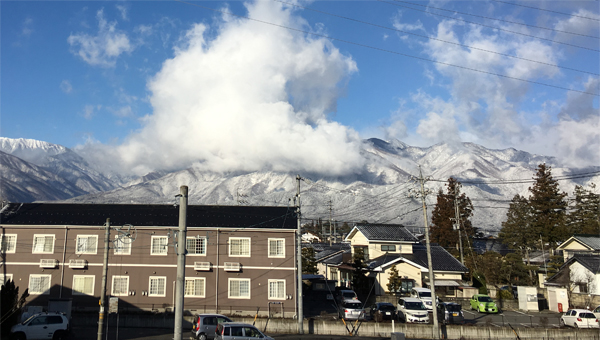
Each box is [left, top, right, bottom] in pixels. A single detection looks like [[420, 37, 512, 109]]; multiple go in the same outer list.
[[0, 203, 297, 229], [571, 235, 600, 250], [367, 244, 468, 273], [350, 224, 418, 242], [569, 254, 600, 274]]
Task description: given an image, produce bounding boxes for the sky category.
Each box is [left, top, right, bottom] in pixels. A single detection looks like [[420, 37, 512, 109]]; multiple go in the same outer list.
[[2, 0, 599, 177]]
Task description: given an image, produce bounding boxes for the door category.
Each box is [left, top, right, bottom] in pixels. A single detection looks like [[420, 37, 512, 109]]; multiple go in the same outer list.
[[26, 316, 53, 339]]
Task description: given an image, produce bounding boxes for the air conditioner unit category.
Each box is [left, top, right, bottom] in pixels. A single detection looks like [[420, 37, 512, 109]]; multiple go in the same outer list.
[[69, 259, 87, 269], [224, 262, 241, 272], [40, 259, 58, 269], [194, 262, 211, 271]]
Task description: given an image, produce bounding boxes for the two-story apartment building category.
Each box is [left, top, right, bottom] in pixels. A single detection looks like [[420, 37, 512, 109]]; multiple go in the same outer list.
[[0, 203, 297, 317]]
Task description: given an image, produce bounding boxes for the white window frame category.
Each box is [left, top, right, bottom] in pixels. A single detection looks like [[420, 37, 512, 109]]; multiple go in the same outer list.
[[228, 237, 250, 257], [32, 234, 55, 254], [268, 279, 286, 300], [149, 276, 167, 297], [184, 278, 206, 298], [228, 278, 251, 299], [186, 236, 207, 256], [76, 235, 98, 255], [111, 275, 129, 296], [72, 275, 95, 295], [0, 274, 13, 284], [114, 235, 132, 255], [268, 238, 285, 258], [151, 236, 168, 255], [29, 274, 51, 295], [1, 234, 17, 253]]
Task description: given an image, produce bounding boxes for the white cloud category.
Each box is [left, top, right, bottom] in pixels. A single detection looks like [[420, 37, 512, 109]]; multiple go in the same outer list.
[[60, 80, 73, 94], [116, 4, 128, 21], [80, 1, 362, 176], [82, 104, 102, 120], [22, 17, 34, 37], [67, 9, 133, 67]]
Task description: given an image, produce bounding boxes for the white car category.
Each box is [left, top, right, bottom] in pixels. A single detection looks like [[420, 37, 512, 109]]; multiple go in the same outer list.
[[560, 309, 599, 328], [410, 287, 436, 311], [397, 297, 429, 324], [10, 312, 70, 340]]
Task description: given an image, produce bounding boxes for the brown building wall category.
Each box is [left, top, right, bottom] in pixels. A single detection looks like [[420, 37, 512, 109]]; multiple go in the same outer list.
[[1, 225, 297, 317]]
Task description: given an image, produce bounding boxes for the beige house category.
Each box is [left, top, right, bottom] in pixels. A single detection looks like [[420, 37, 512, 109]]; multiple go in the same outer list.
[[556, 234, 600, 261]]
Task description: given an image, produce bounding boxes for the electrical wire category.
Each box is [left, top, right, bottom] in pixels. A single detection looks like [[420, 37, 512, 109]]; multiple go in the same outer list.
[[492, 0, 600, 21]]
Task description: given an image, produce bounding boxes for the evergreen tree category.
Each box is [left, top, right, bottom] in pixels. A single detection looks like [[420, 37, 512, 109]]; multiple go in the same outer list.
[[528, 164, 568, 248], [1, 280, 29, 335], [499, 194, 536, 253], [567, 183, 600, 235], [430, 178, 475, 250], [386, 265, 402, 294], [480, 251, 503, 286], [351, 248, 369, 297], [301, 247, 318, 274]]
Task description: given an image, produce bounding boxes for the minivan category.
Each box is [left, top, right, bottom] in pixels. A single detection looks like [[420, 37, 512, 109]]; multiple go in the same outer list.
[[215, 322, 274, 340], [410, 288, 435, 311], [192, 314, 233, 340]]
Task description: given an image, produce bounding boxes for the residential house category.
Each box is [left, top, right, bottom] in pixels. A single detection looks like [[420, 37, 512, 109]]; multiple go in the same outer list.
[[545, 253, 600, 295], [0, 203, 297, 317], [556, 234, 600, 262]]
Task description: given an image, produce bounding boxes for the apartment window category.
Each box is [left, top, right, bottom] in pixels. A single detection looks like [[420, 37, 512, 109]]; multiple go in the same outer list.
[[186, 237, 207, 255], [149, 276, 167, 297], [268, 279, 286, 300], [114, 235, 132, 255], [228, 278, 250, 299], [32, 235, 55, 254], [72, 275, 95, 295], [381, 245, 396, 252], [1, 234, 17, 253], [76, 235, 98, 254], [29, 274, 51, 295], [229, 238, 250, 257], [151, 236, 168, 255], [112, 276, 129, 296], [268, 238, 285, 258], [184, 278, 206, 298], [0, 274, 13, 284]]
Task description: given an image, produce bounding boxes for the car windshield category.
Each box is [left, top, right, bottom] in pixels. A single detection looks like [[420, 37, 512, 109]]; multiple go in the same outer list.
[[405, 302, 426, 310], [345, 302, 362, 309], [446, 305, 462, 312], [342, 292, 356, 298], [379, 304, 395, 311], [418, 291, 431, 298], [478, 296, 493, 303]]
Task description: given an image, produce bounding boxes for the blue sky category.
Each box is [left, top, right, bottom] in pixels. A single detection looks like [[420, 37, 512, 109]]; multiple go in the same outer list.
[[2, 1, 599, 176]]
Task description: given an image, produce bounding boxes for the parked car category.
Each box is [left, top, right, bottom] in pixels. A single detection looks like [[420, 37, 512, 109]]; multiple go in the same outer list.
[[437, 302, 464, 325], [369, 302, 397, 321], [192, 314, 233, 340], [397, 297, 429, 323], [336, 289, 358, 303], [338, 299, 366, 321], [410, 287, 438, 311], [470, 294, 499, 313], [10, 312, 70, 340], [560, 309, 599, 328], [215, 322, 274, 340]]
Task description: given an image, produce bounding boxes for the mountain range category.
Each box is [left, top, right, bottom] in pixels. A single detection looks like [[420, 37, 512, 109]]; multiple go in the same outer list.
[[1, 137, 598, 235]]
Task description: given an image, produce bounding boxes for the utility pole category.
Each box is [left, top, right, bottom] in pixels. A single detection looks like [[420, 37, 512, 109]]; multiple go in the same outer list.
[[329, 200, 333, 246], [97, 218, 110, 340], [411, 167, 439, 339], [453, 187, 464, 265], [174, 186, 188, 340], [296, 175, 304, 334]]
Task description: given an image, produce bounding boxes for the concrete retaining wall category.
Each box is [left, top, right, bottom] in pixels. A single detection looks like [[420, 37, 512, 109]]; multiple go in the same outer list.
[[73, 314, 599, 339]]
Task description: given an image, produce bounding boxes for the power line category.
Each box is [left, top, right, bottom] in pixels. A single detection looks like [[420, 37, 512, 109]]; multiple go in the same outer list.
[[173, 0, 599, 97], [492, 0, 600, 21], [380, 0, 600, 52], [275, 0, 597, 76], [394, 0, 600, 39], [430, 170, 600, 184]]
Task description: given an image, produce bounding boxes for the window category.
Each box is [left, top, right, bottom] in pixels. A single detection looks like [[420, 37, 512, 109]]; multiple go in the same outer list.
[[151, 236, 168, 255], [112, 276, 129, 296], [149, 276, 167, 297], [76, 235, 98, 254], [330, 268, 338, 281], [29, 274, 51, 294], [228, 278, 250, 299], [114, 235, 132, 255], [72, 275, 95, 295], [577, 282, 589, 293], [268, 279, 285, 300], [268, 238, 285, 258], [381, 245, 396, 252], [229, 238, 250, 257], [1, 234, 17, 253], [186, 237, 207, 255], [184, 278, 206, 297], [32, 235, 55, 254], [0, 274, 13, 284]]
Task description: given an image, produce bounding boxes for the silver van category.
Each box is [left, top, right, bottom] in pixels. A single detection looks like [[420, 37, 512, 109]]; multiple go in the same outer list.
[[192, 314, 232, 340], [215, 322, 274, 340], [338, 299, 365, 321]]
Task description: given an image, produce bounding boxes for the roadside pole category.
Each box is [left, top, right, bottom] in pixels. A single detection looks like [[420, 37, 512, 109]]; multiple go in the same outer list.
[[174, 186, 188, 340], [97, 218, 110, 340], [296, 175, 304, 334]]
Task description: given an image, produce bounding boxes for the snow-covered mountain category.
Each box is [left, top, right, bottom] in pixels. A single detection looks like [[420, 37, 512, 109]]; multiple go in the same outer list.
[[1, 137, 598, 234]]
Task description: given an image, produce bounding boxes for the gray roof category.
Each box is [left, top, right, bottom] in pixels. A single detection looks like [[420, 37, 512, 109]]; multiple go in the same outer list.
[[572, 235, 600, 251], [354, 224, 418, 242], [367, 244, 468, 273], [570, 254, 600, 274]]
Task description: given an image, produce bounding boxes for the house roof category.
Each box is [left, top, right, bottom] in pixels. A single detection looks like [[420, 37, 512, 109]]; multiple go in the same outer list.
[[367, 244, 468, 273], [558, 234, 600, 251], [0, 203, 297, 229], [472, 237, 511, 255], [545, 253, 600, 285], [347, 224, 418, 242]]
